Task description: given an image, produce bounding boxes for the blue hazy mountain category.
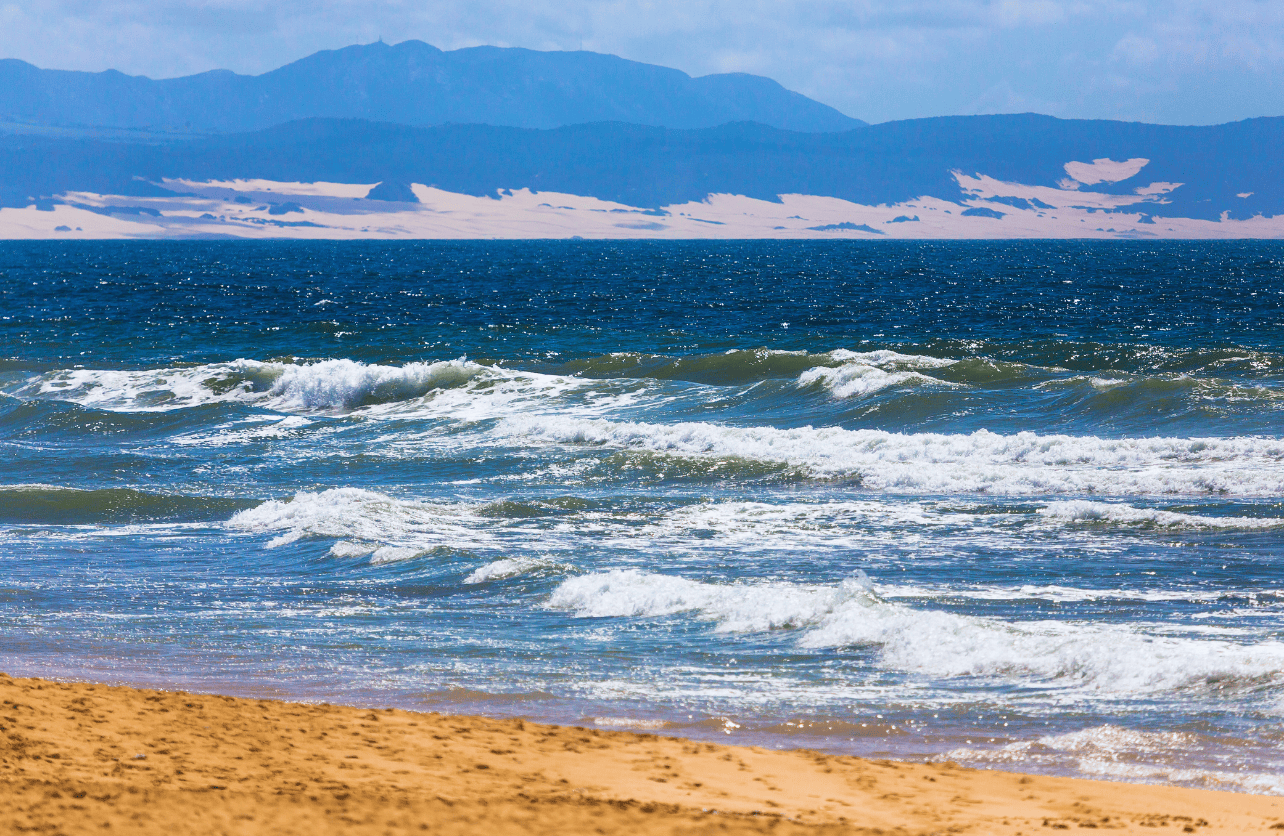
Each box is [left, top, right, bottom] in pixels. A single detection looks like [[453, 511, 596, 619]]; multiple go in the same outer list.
[[0, 40, 863, 134], [3, 114, 1279, 222]]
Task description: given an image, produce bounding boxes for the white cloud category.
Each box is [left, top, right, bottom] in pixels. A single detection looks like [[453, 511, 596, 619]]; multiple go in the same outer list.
[[1111, 35, 1159, 67]]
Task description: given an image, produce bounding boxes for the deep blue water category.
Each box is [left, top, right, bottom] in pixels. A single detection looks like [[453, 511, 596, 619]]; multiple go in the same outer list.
[[3, 240, 1284, 793]]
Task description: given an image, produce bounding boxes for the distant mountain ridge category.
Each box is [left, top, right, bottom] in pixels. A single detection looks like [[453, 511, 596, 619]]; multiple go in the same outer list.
[[0, 40, 864, 134]]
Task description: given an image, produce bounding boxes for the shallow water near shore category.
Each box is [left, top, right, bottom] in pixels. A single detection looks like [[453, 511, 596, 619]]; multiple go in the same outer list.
[[2, 240, 1283, 794]]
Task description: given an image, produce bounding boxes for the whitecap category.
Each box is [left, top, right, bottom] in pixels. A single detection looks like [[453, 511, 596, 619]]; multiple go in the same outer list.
[[15, 357, 598, 418], [798, 349, 958, 398], [464, 556, 569, 584], [798, 364, 945, 398], [548, 568, 876, 632], [226, 488, 496, 556], [500, 416, 1284, 497], [328, 540, 377, 558], [827, 349, 958, 369], [1040, 500, 1284, 529], [548, 569, 1284, 696]]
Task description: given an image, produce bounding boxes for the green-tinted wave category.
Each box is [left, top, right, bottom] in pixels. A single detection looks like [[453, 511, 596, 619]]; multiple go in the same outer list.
[[551, 348, 845, 386], [0, 485, 257, 525]]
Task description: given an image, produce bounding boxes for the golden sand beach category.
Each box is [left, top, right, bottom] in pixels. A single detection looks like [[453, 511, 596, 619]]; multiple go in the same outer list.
[[2, 672, 1281, 835]]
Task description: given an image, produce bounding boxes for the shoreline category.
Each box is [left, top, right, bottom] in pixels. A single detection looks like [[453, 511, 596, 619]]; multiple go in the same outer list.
[[2, 673, 1281, 834]]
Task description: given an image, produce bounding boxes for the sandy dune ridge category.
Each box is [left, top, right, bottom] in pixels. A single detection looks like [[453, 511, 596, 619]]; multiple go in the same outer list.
[[5, 173, 1283, 240], [1, 673, 1282, 835]]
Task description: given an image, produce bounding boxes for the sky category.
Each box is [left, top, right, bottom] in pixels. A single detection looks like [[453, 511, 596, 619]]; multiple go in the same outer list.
[[2, 0, 1282, 125]]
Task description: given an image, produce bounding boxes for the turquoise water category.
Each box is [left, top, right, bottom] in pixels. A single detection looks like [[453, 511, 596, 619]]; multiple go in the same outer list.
[[3, 240, 1284, 793]]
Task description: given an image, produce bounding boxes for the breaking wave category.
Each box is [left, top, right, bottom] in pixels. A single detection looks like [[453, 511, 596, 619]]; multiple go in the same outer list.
[[548, 569, 1284, 695], [464, 556, 570, 584], [501, 416, 1284, 496], [1039, 500, 1284, 529], [796, 349, 960, 398], [15, 358, 588, 416], [555, 348, 828, 386], [225, 487, 500, 555], [226, 489, 587, 570]]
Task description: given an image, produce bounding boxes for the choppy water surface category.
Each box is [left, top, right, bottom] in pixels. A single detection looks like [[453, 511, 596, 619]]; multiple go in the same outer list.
[[3, 240, 1284, 793]]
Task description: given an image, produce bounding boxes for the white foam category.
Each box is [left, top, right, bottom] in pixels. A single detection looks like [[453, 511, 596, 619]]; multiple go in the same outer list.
[[464, 556, 568, 584], [258, 358, 485, 411], [798, 364, 943, 398], [598, 499, 972, 555], [24, 365, 250, 411], [226, 488, 497, 554], [881, 582, 1252, 605], [1035, 725, 1193, 756], [228, 489, 614, 564], [1089, 376, 1130, 389], [500, 416, 1284, 497], [548, 569, 876, 632], [548, 570, 1284, 695], [827, 349, 958, 370], [1046, 373, 1284, 405], [798, 349, 959, 399], [591, 717, 670, 729], [328, 540, 376, 558], [944, 725, 1284, 795], [174, 415, 314, 447], [1040, 500, 1284, 530], [370, 545, 429, 563], [1072, 759, 1284, 795], [17, 358, 599, 418]]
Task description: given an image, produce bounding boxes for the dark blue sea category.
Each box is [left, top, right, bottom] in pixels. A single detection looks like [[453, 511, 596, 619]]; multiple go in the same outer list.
[[3, 240, 1284, 793]]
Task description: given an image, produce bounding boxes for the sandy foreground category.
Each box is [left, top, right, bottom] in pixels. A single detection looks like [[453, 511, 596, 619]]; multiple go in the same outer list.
[[2, 674, 1281, 835]]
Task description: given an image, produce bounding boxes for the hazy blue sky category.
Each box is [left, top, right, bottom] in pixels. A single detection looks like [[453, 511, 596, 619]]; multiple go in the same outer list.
[[3, 0, 1282, 125]]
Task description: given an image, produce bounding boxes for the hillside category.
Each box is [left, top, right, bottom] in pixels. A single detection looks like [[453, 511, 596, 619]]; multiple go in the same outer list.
[[2, 114, 1278, 222], [0, 41, 864, 135]]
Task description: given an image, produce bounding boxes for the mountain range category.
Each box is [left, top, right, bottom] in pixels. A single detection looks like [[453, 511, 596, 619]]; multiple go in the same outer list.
[[0, 41, 1279, 239], [0, 40, 863, 135]]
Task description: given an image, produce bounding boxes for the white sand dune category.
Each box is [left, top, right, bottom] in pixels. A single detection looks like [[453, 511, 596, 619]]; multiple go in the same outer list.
[[1063, 158, 1151, 185], [1, 171, 1279, 240]]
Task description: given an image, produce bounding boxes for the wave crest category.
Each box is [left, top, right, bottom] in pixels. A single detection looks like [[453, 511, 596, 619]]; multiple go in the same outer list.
[[548, 569, 1284, 695], [0, 484, 253, 524], [501, 416, 1284, 497], [225, 487, 494, 554], [15, 357, 594, 416], [798, 349, 959, 399], [1040, 500, 1284, 529], [253, 358, 487, 411]]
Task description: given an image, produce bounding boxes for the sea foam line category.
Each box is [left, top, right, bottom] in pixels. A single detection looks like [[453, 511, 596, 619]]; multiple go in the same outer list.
[[797, 349, 960, 399], [225, 487, 499, 556], [499, 415, 1284, 496], [942, 725, 1284, 795], [547, 569, 1284, 696], [1039, 500, 1284, 529], [18, 358, 595, 416]]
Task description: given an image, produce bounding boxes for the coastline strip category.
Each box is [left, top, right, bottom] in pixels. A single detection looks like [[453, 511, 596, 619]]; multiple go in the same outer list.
[[1, 673, 1280, 835]]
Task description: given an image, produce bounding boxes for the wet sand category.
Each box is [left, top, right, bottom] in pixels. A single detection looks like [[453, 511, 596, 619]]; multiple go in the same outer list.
[[2, 673, 1281, 835]]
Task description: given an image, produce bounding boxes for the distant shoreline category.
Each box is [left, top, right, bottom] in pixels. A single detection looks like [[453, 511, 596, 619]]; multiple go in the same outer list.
[[2, 180, 1281, 241]]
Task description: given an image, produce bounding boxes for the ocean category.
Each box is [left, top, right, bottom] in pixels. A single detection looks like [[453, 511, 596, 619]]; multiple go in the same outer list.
[[2, 239, 1283, 794]]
